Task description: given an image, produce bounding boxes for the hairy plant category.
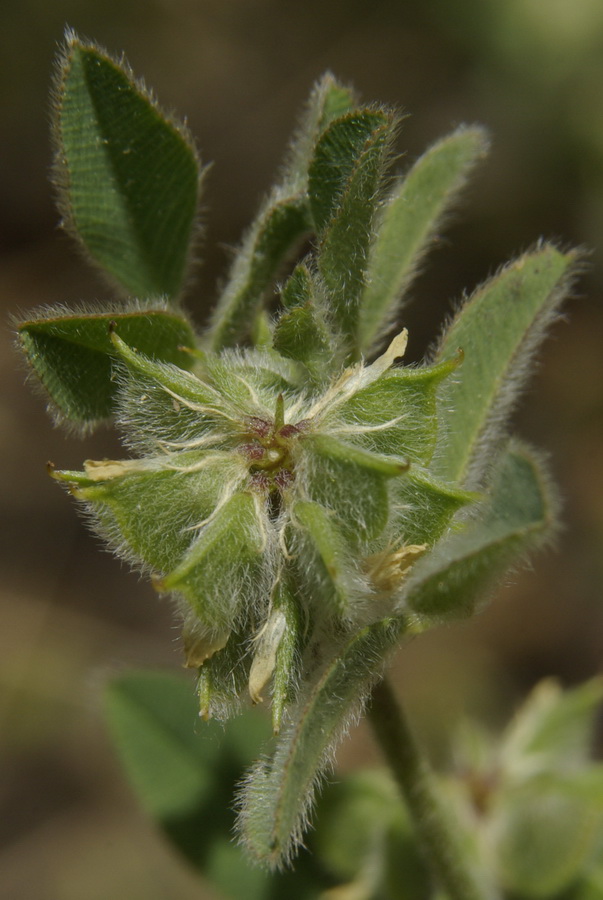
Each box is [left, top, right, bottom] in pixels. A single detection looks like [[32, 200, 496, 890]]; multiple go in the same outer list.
[[17, 31, 581, 896]]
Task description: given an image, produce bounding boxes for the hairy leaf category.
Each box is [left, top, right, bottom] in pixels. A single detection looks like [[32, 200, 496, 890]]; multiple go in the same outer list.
[[236, 618, 406, 869], [160, 491, 267, 630], [403, 442, 557, 620], [18, 308, 197, 427], [358, 127, 488, 353], [54, 33, 200, 300], [433, 245, 577, 487]]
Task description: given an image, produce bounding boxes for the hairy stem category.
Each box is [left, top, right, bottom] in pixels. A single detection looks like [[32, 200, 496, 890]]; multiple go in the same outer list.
[[368, 677, 496, 900]]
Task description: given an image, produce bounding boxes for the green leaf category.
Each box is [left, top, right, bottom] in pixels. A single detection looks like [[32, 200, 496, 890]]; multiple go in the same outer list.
[[323, 355, 459, 465], [433, 244, 577, 486], [236, 618, 406, 868], [54, 33, 200, 300], [302, 434, 408, 543], [308, 110, 392, 233], [358, 127, 488, 354], [160, 491, 267, 631], [291, 499, 367, 618], [284, 73, 357, 190], [104, 669, 277, 896], [392, 469, 477, 546], [57, 452, 241, 573], [314, 112, 397, 350], [500, 678, 603, 780], [273, 265, 334, 385], [17, 308, 197, 427], [494, 771, 603, 898], [311, 770, 429, 898], [208, 196, 310, 349], [404, 442, 557, 620]]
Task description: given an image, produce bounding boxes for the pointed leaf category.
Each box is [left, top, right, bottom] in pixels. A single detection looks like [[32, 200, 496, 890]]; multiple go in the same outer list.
[[54, 33, 200, 299], [160, 491, 267, 631], [433, 245, 578, 486], [208, 196, 310, 349], [291, 499, 366, 618], [236, 617, 407, 868], [18, 308, 197, 427], [284, 73, 356, 190], [392, 469, 477, 546], [358, 127, 488, 353], [273, 265, 334, 385], [302, 435, 407, 543], [322, 355, 459, 465], [55, 451, 242, 572], [308, 110, 392, 233], [500, 678, 603, 780], [403, 443, 557, 620], [315, 114, 397, 349]]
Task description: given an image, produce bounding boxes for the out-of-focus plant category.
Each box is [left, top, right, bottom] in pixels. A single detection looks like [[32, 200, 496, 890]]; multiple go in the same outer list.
[[17, 30, 600, 899]]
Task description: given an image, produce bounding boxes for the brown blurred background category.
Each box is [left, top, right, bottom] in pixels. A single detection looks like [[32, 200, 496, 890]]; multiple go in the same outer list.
[[2, 1, 603, 897]]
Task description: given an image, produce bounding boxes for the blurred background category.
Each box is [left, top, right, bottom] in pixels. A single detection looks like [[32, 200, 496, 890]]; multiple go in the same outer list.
[[2, 1, 603, 897]]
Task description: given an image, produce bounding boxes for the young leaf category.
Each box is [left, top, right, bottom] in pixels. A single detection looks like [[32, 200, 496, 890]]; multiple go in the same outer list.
[[303, 434, 408, 543], [312, 112, 398, 351], [322, 355, 460, 465], [308, 110, 393, 233], [17, 308, 197, 427], [159, 491, 268, 632], [402, 442, 557, 621], [273, 264, 334, 385], [208, 75, 358, 352], [55, 451, 241, 573], [358, 127, 489, 354], [54, 32, 200, 300], [236, 617, 407, 869], [291, 500, 367, 618], [433, 244, 577, 487], [208, 197, 310, 349], [284, 73, 357, 191]]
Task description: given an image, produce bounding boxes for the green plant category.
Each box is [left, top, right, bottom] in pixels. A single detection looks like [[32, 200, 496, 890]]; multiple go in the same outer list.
[[17, 30, 603, 899]]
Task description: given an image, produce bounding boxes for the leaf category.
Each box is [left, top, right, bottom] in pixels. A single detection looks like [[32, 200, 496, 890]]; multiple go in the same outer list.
[[403, 442, 557, 620], [160, 491, 267, 631], [392, 469, 477, 546], [284, 73, 357, 191], [313, 112, 397, 350], [308, 110, 392, 233], [208, 197, 310, 349], [291, 500, 367, 618], [110, 330, 239, 453], [494, 771, 603, 898], [500, 678, 603, 780], [311, 771, 429, 898], [55, 452, 241, 573], [236, 618, 406, 869], [433, 244, 578, 487], [273, 265, 334, 385], [302, 434, 408, 543], [104, 670, 273, 896], [208, 75, 358, 352], [358, 127, 488, 354], [17, 308, 197, 427], [322, 355, 460, 465], [54, 33, 200, 300]]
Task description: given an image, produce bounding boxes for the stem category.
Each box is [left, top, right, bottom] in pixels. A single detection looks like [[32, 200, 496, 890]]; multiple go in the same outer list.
[[368, 677, 495, 900]]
